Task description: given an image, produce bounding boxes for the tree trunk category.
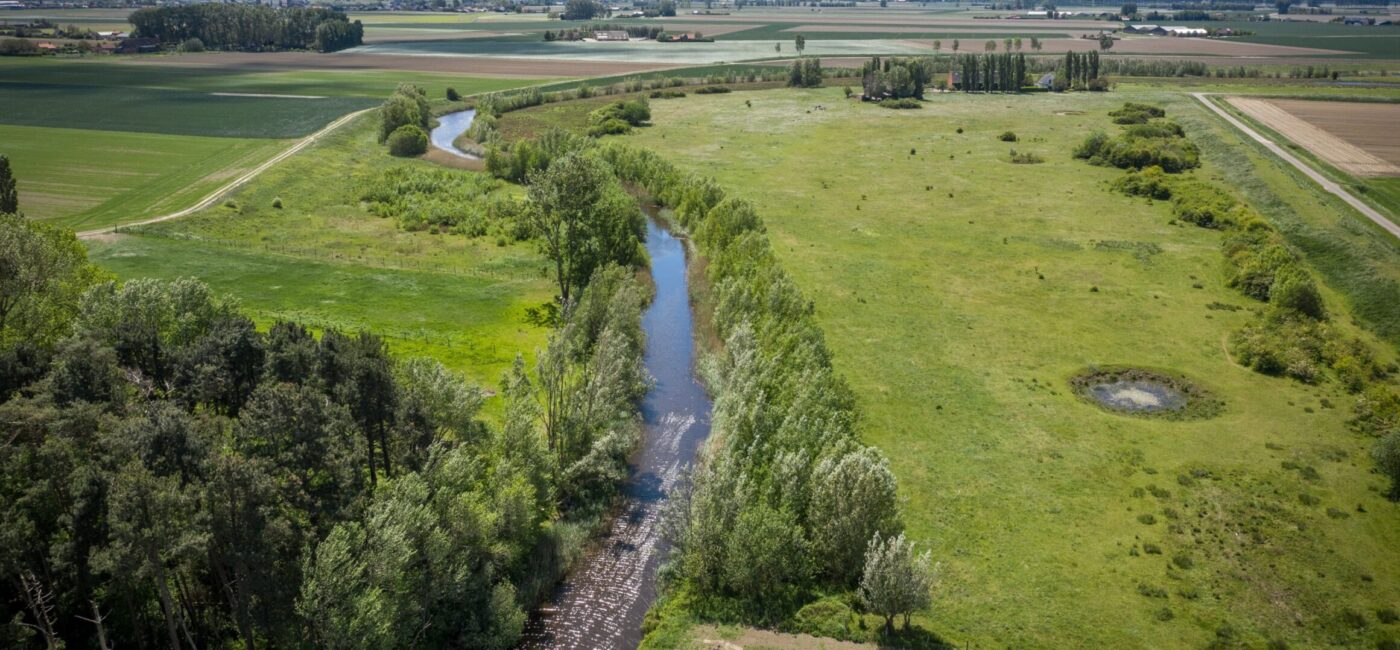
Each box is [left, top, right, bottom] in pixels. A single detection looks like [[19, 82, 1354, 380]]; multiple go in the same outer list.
[[147, 545, 183, 650]]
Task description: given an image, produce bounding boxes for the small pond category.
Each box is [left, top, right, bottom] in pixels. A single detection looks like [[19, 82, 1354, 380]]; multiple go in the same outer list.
[[1071, 368, 1221, 419]]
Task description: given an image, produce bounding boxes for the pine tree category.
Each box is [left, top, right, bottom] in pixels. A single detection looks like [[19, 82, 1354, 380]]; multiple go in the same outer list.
[[0, 154, 17, 214]]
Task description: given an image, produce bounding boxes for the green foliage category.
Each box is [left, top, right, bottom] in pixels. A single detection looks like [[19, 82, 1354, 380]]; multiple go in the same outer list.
[[0, 154, 17, 214], [562, 0, 605, 20], [860, 532, 934, 632], [999, 131, 1018, 142], [1009, 149, 1044, 164], [176, 37, 205, 53], [385, 123, 428, 157], [1171, 180, 1239, 228], [446, 87, 461, 101], [130, 4, 361, 51], [1372, 430, 1400, 500], [694, 86, 732, 95], [378, 83, 430, 144], [787, 57, 824, 89], [587, 98, 651, 136], [0, 213, 107, 353], [1076, 129, 1200, 173], [1111, 165, 1172, 200], [485, 127, 591, 184], [878, 98, 922, 109], [359, 165, 516, 235], [1109, 102, 1166, 124], [1269, 265, 1326, 320], [862, 57, 933, 98]]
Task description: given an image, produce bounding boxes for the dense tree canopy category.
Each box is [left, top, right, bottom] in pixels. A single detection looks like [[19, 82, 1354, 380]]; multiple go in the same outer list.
[[129, 4, 362, 52]]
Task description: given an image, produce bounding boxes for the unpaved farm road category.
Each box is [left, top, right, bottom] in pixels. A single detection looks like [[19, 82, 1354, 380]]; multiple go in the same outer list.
[[76, 107, 374, 240], [1191, 92, 1400, 240]]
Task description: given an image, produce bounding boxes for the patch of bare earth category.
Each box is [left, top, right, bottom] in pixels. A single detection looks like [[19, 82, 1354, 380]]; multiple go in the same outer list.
[[692, 625, 876, 650], [125, 51, 675, 78], [1228, 97, 1400, 177]]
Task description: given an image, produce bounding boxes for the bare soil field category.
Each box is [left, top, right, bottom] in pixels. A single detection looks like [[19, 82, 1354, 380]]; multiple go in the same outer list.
[[784, 24, 1079, 34], [662, 15, 1114, 29], [903, 36, 1348, 56], [124, 51, 674, 78], [1228, 96, 1400, 176]]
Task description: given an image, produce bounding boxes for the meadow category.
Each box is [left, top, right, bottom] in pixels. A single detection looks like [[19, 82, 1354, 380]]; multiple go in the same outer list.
[[618, 87, 1400, 647], [89, 111, 555, 395]]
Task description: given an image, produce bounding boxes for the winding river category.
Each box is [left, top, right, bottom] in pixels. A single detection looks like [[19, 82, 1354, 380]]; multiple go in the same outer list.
[[431, 109, 711, 647], [429, 109, 480, 159], [518, 212, 714, 649]]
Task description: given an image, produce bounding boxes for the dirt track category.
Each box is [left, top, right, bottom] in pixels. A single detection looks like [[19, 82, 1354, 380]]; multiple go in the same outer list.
[[126, 51, 677, 78], [1228, 97, 1400, 176]]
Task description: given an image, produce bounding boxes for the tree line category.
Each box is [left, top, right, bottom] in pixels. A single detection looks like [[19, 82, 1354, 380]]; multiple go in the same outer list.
[[128, 4, 363, 52], [0, 111, 650, 647]]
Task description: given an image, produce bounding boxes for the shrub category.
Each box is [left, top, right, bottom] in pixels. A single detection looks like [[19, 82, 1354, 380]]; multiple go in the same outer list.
[[1124, 121, 1184, 139], [1171, 181, 1237, 227], [878, 98, 921, 109], [1228, 316, 1333, 382], [177, 37, 205, 53], [694, 85, 731, 94], [1137, 513, 1157, 525], [782, 597, 864, 642], [1172, 553, 1194, 570], [1374, 429, 1400, 501], [1112, 165, 1173, 199], [378, 84, 430, 143], [386, 124, 428, 157], [589, 98, 651, 128], [587, 118, 633, 137], [446, 87, 461, 101], [1074, 132, 1109, 159], [1109, 102, 1166, 124], [1378, 607, 1399, 624], [998, 131, 1018, 142], [648, 90, 686, 99], [1269, 265, 1326, 320], [1143, 543, 1163, 554], [1094, 134, 1200, 172], [272, 197, 283, 209], [1009, 150, 1043, 164], [1137, 583, 1167, 598]]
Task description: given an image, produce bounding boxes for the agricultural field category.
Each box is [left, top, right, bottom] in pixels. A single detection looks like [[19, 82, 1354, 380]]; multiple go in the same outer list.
[[616, 87, 1400, 647], [85, 111, 555, 393], [1224, 96, 1400, 219], [0, 61, 554, 229]]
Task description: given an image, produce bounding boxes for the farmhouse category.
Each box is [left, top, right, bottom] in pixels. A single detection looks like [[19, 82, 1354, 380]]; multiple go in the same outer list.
[[116, 37, 160, 54], [594, 30, 629, 41]]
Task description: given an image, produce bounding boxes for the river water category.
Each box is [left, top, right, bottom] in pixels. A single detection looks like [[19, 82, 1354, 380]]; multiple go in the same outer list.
[[518, 213, 714, 649], [429, 109, 479, 159]]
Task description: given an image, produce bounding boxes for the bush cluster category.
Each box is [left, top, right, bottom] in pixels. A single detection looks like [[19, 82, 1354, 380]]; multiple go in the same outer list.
[[1111, 165, 1172, 199], [359, 165, 522, 237], [586, 97, 651, 137], [1109, 101, 1166, 124], [878, 98, 921, 109], [378, 83, 430, 144], [1075, 129, 1200, 173], [386, 124, 428, 157]]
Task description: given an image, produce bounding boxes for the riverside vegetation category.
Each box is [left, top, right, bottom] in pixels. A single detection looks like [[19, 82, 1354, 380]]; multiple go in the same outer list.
[[0, 87, 653, 647]]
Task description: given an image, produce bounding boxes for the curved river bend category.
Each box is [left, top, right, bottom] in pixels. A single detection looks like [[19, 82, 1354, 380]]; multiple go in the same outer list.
[[429, 109, 480, 159], [518, 213, 714, 649]]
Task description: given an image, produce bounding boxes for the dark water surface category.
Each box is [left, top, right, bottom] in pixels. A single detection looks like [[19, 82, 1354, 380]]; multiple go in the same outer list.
[[428, 109, 479, 159], [518, 215, 714, 649]]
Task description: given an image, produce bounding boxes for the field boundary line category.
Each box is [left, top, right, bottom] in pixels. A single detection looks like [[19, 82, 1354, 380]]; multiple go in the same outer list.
[[77, 107, 375, 240], [1191, 92, 1399, 240]]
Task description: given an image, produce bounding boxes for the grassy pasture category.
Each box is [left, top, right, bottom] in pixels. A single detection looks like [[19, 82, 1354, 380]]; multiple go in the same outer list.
[[0, 58, 557, 99], [2, 124, 286, 230], [0, 81, 375, 138], [91, 112, 555, 395], [622, 87, 1400, 648]]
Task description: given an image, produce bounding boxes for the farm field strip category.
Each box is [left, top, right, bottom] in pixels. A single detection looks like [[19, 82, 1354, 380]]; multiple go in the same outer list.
[[1261, 97, 1400, 168], [1, 123, 288, 230], [1226, 96, 1400, 177]]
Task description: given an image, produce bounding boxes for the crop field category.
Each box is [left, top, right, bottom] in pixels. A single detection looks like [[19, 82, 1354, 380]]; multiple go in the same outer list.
[[0, 57, 561, 98], [1, 124, 286, 230], [87, 112, 555, 392], [621, 87, 1400, 647], [1229, 97, 1400, 179]]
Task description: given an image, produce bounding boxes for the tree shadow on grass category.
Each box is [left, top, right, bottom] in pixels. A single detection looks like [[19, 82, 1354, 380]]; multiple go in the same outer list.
[[876, 625, 958, 650]]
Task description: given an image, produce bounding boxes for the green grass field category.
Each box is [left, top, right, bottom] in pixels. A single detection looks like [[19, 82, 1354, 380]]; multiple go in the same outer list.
[[621, 87, 1400, 648], [0, 81, 376, 137], [2, 124, 286, 230], [88, 111, 555, 396], [0, 58, 560, 99]]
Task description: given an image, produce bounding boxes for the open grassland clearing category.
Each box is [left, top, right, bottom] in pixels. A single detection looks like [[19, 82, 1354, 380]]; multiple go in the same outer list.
[[0, 81, 375, 138], [2, 123, 286, 231], [624, 87, 1400, 647], [0, 57, 560, 97], [90, 111, 555, 394]]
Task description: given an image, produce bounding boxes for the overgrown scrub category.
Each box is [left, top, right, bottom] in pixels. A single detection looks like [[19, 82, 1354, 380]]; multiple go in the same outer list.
[[359, 165, 523, 236], [879, 98, 922, 110], [485, 127, 592, 184], [1111, 165, 1172, 200], [1109, 102, 1166, 125], [1074, 105, 1199, 173], [587, 97, 651, 137], [597, 143, 908, 632]]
